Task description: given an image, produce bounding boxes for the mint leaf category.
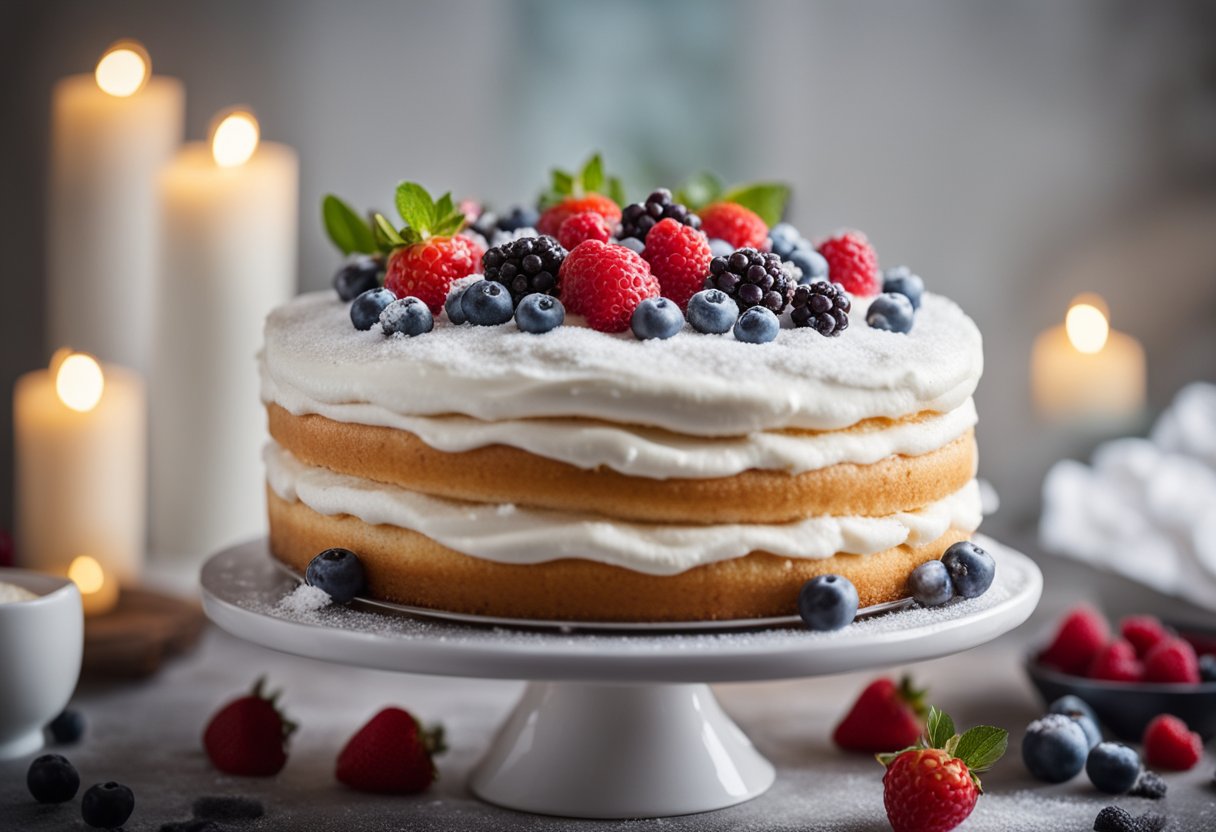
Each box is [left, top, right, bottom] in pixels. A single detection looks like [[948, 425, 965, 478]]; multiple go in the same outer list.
[[552, 169, 574, 197], [433, 210, 466, 237], [322, 195, 377, 255], [925, 706, 955, 750], [721, 182, 789, 226], [373, 212, 407, 247], [581, 153, 605, 194], [677, 171, 724, 211], [607, 175, 627, 207], [395, 182, 436, 234], [434, 192, 455, 225], [953, 726, 1008, 774]]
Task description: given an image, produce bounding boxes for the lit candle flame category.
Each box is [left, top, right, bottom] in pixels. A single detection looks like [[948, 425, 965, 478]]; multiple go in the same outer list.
[[1065, 295, 1110, 355], [55, 352, 105, 413], [95, 41, 150, 97], [211, 110, 260, 167], [68, 555, 106, 596]]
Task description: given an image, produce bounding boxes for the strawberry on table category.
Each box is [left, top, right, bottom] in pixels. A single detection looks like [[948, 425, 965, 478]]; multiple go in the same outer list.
[[833, 676, 928, 754], [536, 153, 624, 237], [202, 677, 297, 777], [336, 707, 447, 794]]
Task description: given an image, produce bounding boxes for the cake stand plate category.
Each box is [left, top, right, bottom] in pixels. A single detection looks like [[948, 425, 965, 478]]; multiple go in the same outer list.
[[201, 536, 1041, 819]]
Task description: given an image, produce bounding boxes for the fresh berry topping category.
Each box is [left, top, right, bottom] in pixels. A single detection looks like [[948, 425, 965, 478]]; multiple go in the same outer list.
[[557, 211, 613, 250], [790, 281, 851, 336], [192, 795, 265, 821], [461, 279, 515, 326], [908, 559, 954, 606], [536, 153, 623, 236], [1143, 637, 1200, 684], [818, 230, 880, 296], [630, 297, 684, 341], [797, 574, 859, 631], [333, 255, 383, 301], [707, 238, 735, 258], [380, 296, 434, 337], [467, 207, 498, 240], [768, 222, 803, 258], [1142, 714, 1202, 770], [350, 287, 397, 331], [81, 781, 135, 829], [514, 293, 565, 334], [1049, 696, 1102, 749], [305, 548, 366, 604], [617, 236, 645, 255], [538, 194, 622, 238], [642, 218, 714, 310], [444, 285, 468, 324], [867, 292, 916, 334], [1088, 640, 1144, 682], [1200, 653, 1216, 682], [558, 240, 659, 333], [336, 707, 447, 794], [833, 676, 927, 753], [788, 246, 829, 284], [704, 248, 794, 313], [940, 541, 996, 599], [202, 677, 297, 777], [482, 235, 567, 305], [686, 289, 738, 335], [733, 306, 780, 344], [1128, 769, 1167, 799], [1022, 714, 1089, 783], [1086, 742, 1142, 794], [384, 234, 483, 315], [618, 188, 701, 243], [27, 754, 79, 804], [699, 202, 768, 250], [883, 266, 925, 310], [47, 709, 86, 745], [1039, 605, 1110, 675], [496, 205, 539, 233], [1120, 616, 1169, 659]]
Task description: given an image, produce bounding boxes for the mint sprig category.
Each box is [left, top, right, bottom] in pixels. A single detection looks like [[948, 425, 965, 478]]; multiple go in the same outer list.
[[323, 194, 379, 255], [676, 172, 790, 226], [539, 152, 625, 209], [877, 706, 1008, 793], [374, 181, 467, 247]]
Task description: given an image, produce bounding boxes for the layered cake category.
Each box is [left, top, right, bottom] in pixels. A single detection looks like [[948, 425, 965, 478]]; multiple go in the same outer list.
[[262, 161, 984, 621]]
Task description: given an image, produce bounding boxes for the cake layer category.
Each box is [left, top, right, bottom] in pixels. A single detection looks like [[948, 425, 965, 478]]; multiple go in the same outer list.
[[267, 490, 972, 621], [264, 443, 983, 575], [262, 291, 983, 436]]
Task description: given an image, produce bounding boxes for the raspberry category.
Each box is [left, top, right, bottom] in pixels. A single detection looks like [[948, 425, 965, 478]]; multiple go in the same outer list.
[[537, 194, 621, 237], [1121, 616, 1169, 660], [1087, 640, 1144, 682], [1142, 714, 1202, 771], [618, 189, 701, 243], [790, 281, 852, 336], [558, 240, 659, 333], [641, 218, 713, 310], [1142, 637, 1200, 683], [384, 235, 484, 315], [1038, 605, 1109, 675], [557, 212, 612, 250], [703, 248, 794, 313], [818, 230, 881, 296], [481, 235, 567, 305], [699, 202, 769, 250]]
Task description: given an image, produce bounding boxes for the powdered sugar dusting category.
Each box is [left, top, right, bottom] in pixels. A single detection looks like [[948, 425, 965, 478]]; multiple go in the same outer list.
[[277, 583, 332, 614]]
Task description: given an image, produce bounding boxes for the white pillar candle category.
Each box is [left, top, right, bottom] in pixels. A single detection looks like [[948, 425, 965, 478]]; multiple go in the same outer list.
[[47, 42, 184, 373], [14, 352, 147, 615], [150, 111, 298, 562]]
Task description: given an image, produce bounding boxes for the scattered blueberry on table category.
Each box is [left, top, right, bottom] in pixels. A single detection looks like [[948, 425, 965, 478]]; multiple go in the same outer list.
[[81, 780, 135, 829], [26, 754, 79, 804], [1022, 713, 1089, 783]]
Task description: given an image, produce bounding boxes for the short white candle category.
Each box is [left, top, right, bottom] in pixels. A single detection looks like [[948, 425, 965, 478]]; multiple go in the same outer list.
[[150, 110, 298, 561], [47, 42, 184, 373], [14, 352, 147, 615]]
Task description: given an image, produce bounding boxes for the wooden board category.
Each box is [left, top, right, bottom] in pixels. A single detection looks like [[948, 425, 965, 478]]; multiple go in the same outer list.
[[82, 587, 207, 679]]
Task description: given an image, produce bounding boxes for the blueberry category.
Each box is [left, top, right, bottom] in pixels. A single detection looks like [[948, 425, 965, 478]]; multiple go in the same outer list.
[[497, 206, 539, 233], [768, 223, 801, 258], [444, 287, 468, 324], [687, 289, 738, 335], [305, 548, 366, 604], [708, 238, 735, 258], [788, 246, 829, 284], [798, 574, 859, 631], [350, 287, 396, 331], [882, 266, 924, 310], [733, 306, 780, 344], [192, 795, 265, 820], [866, 293, 916, 334], [1086, 742, 1142, 794], [1048, 695, 1101, 749], [515, 293, 565, 334], [1022, 714, 1089, 783], [940, 541, 996, 598], [1199, 653, 1216, 682], [460, 280, 514, 326], [27, 754, 79, 804], [617, 236, 646, 255], [333, 256, 382, 301], [82, 781, 135, 829], [631, 297, 684, 340], [47, 709, 85, 744], [379, 296, 433, 337], [908, 560, 953, 606]]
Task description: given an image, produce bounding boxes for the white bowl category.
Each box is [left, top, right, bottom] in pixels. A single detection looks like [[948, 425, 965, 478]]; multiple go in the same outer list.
[[0, 569, 83, 760]]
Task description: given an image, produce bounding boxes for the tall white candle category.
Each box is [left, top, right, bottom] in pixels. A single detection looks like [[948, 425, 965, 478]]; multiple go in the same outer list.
[[150, 110, 298, 562], [47, 42, 184, 373]]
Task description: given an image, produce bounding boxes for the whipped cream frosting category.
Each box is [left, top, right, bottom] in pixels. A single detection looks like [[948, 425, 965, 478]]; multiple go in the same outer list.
[[262, 291, 983, 437], [265, 444, 983, 575]]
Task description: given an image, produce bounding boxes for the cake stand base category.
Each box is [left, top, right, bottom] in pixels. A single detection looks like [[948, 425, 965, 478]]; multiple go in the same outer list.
[[470, 681, 773, 818]]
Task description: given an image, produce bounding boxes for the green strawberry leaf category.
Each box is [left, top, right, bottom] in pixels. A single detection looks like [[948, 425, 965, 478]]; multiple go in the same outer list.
[[396, 181, 436, 234], [552, 169, 575, 197], [539, 153, 618, 210], [925, 706, 955, 750], [434, 192, 455, 225], [720, 181, 790, 226], [897, 675, 929, 721], [953, 726, 1008, 775], [322, 195, 378, 255], [374, 212, 407, 247], [581, 153, 605, 194], [677, 171, 724, 211], [607, 175, 627, 207]]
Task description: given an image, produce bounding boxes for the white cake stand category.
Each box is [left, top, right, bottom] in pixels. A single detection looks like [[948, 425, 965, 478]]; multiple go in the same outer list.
[[200, 536, 1041, 819]]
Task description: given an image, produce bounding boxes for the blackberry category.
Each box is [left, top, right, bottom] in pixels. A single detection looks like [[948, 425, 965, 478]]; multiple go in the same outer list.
[[790, 281, 851, 336], [703, 248, 794, 313], [482, 235, 567, 305], [618, 189, 700, 243], [1129, 770, 1167, 800]]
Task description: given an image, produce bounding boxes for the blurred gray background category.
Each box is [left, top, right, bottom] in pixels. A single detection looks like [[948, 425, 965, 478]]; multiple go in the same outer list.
[[2, 0, 1215, 541]]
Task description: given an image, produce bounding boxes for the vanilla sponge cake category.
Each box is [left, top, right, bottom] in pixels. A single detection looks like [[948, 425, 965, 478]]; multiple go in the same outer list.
[[260, 287, 983, 621]]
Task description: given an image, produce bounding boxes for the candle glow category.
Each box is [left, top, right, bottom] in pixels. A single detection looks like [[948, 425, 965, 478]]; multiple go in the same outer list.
[[211, 111, 260, 168], [1065, 299, 1110, 355], [94, 42, 150, 98], [55, 353, 105, 413], [67, 555, 106, 595]]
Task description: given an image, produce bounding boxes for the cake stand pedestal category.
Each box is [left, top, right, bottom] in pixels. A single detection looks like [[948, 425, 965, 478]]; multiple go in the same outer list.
[[200, 536, 1041, 819]]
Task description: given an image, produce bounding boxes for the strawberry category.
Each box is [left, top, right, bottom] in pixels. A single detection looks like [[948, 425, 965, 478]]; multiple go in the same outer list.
[[1120, 615, 1169, 659], [1142, 714, 1202, 771], [202, 677, 297, 777], [336, 707, 447, 794], [1087, 639, 1144, 682], [641, 218, 714, 310], [1038, 605, 1109, 675], [833, 676, 928, 753], [557, 211, 613, 250], [817, 230, 881, 296], [536, 153, 623, 237], [558, 240, 659, 332], [540, 195, 622, 238], [1142, 637, 1201, 684], [698, 201, 769, 250], [878, 707, 1008, 832]]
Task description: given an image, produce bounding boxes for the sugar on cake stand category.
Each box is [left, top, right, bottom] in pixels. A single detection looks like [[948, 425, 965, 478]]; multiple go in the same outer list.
[[200, 535, 1041, 820]]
